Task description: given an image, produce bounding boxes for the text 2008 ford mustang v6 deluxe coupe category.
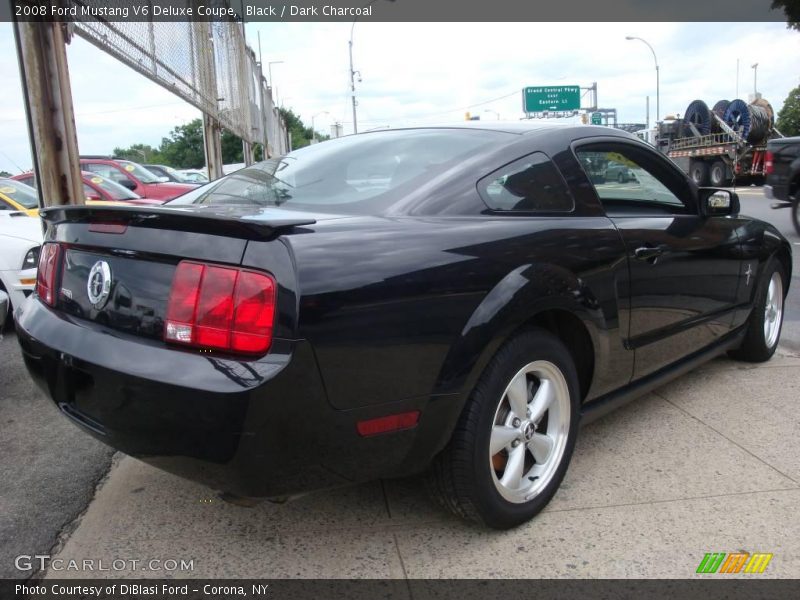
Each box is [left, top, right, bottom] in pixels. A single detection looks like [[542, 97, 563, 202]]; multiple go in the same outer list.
[[16, 124, 791, 529]]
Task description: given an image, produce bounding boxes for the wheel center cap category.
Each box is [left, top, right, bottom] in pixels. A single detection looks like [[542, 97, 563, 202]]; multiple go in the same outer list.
[[522, 421, 535, 441]]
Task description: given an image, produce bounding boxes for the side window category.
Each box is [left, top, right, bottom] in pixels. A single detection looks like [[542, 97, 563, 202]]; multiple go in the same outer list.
[[576, 146, 689, 215], [478, 152, 574, 213], [83, 183, 99, 199], [85, 163, 128, 185]]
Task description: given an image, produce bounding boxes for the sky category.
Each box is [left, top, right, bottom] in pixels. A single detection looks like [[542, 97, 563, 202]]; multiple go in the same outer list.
[[0, 21, 797, 174]]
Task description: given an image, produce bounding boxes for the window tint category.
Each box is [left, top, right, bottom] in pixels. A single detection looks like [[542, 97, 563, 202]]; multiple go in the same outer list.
[[478, 152, 573, 212], [0, 179, 39, 208], [168, 129, 512, 215], [116, 161, 160, 183], [86, 174, 139, 200], [576, 147, 688, 214], [84, 163, 128, 184]]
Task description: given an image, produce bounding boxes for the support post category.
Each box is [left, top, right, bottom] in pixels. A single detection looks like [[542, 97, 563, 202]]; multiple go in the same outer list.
[[13, 20, 83, 207], [242, 140, 254, 166], [203, 114, 224, 180]]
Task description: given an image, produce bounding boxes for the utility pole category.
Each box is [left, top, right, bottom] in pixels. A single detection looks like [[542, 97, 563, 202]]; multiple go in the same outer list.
[[13, 21, 83, 208], [349, 0, 395, 134]]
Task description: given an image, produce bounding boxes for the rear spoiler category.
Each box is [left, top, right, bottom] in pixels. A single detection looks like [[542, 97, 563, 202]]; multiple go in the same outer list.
[[40, 204, 316, 240]]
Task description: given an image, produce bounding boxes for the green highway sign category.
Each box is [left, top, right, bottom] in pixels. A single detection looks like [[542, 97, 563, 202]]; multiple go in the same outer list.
[[591, 112, 602, 125], [523, 86, 581, 113]]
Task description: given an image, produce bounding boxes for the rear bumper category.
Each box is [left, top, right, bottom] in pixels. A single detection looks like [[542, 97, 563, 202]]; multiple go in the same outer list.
[[15, 297, 458, 497]]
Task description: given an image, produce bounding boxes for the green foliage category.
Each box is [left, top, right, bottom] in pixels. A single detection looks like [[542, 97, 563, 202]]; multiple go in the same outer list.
[[111, 110, 309, 170], [278, 107, 328, 149], [0, 170, 12, 178], [158, 120, 206, 169], [776, 84, 800, 137], [772, 0, 799, 30], [112, 143, 163, 165]]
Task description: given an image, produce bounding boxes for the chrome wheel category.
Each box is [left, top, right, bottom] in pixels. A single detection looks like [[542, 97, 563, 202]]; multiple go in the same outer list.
[[763, 272, 784, 349], [489, 360, 570, 504]]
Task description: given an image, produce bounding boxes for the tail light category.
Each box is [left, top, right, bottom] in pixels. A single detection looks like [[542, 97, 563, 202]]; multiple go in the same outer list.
[[36, 243, 61, 306], [765, 151, 774, 175], [165, 260, 276, 356]]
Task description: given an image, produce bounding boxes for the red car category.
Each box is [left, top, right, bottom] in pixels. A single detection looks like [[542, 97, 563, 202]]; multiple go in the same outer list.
[[13, 172, 164, 206], [79, 157, 197, 201]]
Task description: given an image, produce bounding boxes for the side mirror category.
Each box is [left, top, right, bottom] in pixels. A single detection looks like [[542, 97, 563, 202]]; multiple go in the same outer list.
[[86, 194, 102, 201], [157, 176, 170, 183], [118, 179, 137, 190], [699, 188, 739, 217]]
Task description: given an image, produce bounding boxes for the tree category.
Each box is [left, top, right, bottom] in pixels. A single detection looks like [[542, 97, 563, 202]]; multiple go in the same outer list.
[[112, 143, 162, 164], [776, 84, 800, 137], [0, 170, 11, 178], [221, 129, 244, 164], [772, 0, 799, 30], [278, 107, 316, 150], [158, 120, 205, 168]]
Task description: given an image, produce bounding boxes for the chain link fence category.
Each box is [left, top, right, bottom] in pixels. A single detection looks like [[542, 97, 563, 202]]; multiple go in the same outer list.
[[71, 0, 287, 154]]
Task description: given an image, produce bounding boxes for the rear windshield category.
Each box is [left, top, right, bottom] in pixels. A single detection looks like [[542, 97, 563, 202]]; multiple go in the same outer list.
[[117, 161, 161, 183], [86, 174, 140, 200], [168, 129, 511, 214], [0, 179, 39, 208]]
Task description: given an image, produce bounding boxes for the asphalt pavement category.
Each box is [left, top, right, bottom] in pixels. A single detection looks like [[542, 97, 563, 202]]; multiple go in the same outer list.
[[0, 330, 115, 579]]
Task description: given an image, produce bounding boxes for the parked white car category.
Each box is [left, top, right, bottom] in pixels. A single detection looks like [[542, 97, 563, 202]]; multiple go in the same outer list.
[[0, 212, 42, 320], [178, 169, 209, 183]]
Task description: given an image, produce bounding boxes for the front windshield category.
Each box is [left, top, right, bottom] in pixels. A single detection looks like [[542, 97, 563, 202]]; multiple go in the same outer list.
[[0, 179, 39, 208], [161, 166, 187, 182], [117, 161, 160, 183], [86, 174, 140, 200], [168, 129, 511, 214]]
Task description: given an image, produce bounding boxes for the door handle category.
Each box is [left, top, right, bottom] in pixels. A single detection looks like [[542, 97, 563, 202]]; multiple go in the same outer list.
[[634, 246, 665, 261]]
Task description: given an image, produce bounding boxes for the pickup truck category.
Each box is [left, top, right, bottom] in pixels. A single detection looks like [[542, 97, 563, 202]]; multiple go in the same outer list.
[[765, 135, 800, 235]]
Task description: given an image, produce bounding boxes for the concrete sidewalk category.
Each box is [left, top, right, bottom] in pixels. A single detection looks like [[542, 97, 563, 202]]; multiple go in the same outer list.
[[45, 350, 800, 579]]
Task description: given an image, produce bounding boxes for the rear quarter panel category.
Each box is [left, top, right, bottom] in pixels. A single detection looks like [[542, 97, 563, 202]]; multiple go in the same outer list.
[[289, 214, 631, 412]]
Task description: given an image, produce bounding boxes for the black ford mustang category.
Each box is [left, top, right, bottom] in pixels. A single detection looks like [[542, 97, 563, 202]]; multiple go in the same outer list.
[[16, 124, 791, 529]]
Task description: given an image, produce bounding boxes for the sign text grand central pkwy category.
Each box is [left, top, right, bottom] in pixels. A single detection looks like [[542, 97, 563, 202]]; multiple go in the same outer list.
[[523, 85, 581, 113]]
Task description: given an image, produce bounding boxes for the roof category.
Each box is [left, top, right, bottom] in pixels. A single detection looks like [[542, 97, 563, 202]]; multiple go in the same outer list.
[[356, 121, 633, 138]]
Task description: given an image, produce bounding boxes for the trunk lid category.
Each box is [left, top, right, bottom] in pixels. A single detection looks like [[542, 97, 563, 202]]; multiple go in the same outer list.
[[40, 204, 317, 343]]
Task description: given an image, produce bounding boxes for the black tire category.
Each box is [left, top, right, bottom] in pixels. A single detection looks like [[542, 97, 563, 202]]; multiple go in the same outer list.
[[689, 161, 709, 187], [428, 329, 580, 529], [728, 258, 787, 362], [709, 160, 729, 187]]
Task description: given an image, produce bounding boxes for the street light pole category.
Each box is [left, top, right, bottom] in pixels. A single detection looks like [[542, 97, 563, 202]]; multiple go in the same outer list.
[[349, 0, 394, 135], [312, 111, 330, 142], [484, 109, 500, 120], [626, 36, 659, 126], [267, 60, 284, 90], [751, 63, 759, 95]]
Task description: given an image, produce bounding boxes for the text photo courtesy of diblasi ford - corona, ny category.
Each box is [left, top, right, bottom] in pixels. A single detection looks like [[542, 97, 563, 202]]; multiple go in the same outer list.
[[1, 0, 800, 597]]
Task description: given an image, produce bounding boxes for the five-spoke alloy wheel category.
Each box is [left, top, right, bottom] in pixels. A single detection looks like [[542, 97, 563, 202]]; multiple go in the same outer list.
[[489, 360, 570, 504], [429, 329, 579, 529]]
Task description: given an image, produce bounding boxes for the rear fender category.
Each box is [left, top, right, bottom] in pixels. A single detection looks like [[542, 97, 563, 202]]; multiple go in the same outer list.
[[434, 262, 608, 402]]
